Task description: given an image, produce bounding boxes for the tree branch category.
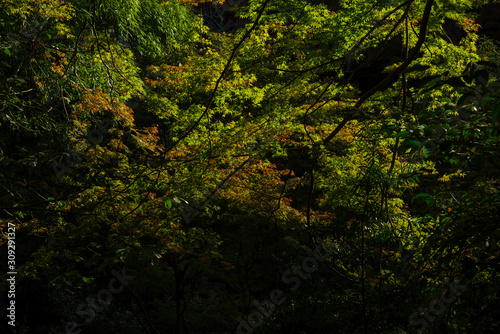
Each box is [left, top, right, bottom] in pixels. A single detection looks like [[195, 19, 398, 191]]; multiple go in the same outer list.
[[322, 0, 435, 146]]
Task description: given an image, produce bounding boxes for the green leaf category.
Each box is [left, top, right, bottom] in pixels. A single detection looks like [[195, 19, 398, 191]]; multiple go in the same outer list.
[[82, 276, 92, 283], [480, 97, 494, 104], [491, 104, 500, 123], [396, 131, 409, 138], [421, 147, 432, 158], [411, 193, 429, 201], [165, 199, 172, 210], [412, 75, 441, 88], [403, 64, 431, 74], [405, 140, 421, 148]]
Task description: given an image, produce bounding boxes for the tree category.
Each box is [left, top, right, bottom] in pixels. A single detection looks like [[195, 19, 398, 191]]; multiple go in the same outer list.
[[1, 0, 499, 333]]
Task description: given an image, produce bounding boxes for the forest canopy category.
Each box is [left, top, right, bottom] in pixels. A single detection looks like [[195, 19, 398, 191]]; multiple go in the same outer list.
[[1, 0, 500, 333]]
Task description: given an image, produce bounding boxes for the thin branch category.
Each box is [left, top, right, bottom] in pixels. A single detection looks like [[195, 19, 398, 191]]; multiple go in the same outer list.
[[322, 0, 435, 146], [63, 17, 88, 78], [164, 0, 272, 154]]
